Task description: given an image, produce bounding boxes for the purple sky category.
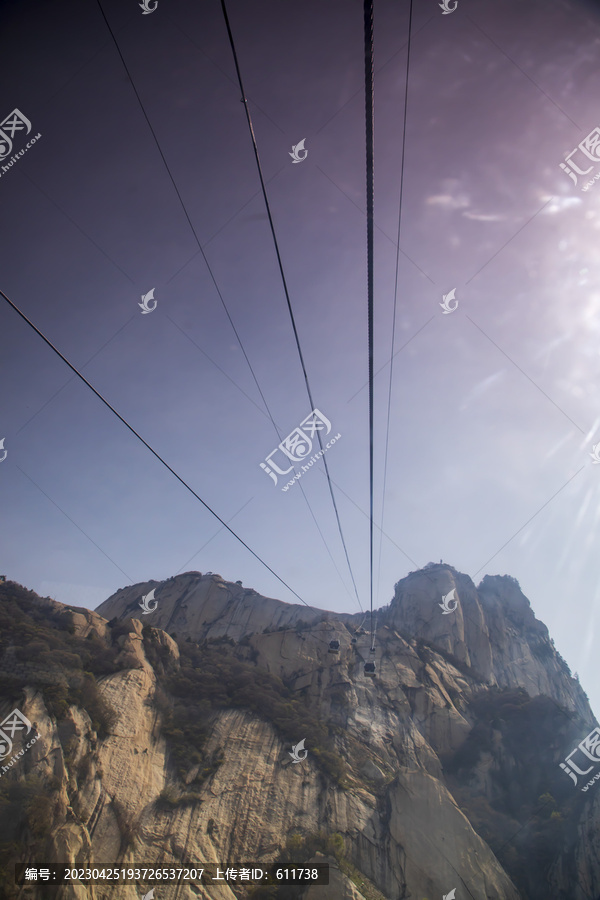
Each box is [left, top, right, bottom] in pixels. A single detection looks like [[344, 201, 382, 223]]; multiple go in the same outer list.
[[1, 0, 600, 716]]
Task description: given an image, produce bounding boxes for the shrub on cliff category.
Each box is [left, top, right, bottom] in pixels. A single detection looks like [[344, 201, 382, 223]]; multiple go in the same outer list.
[[148, 637, 347, 788]]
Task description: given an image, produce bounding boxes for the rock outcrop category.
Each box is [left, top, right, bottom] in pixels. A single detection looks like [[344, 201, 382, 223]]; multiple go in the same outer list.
[[1, 567, 598, 900], [389, 565, 592, 723]]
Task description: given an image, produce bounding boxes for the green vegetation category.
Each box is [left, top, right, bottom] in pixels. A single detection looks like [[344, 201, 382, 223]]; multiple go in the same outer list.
[[0, 582, 120, 736], [148, 634, 347, 788], [281, 830, 345, 864], [246, 832, 345, 900], [0, 775, 60, 897], [443, 687, 575, 781], [531, 639, 553, 661], [43, 673, 117, 737], [1, 580, 587, 900], [479, 573, 521, 591], [155, 786, 204, 810], [441, 687, 582, 900], [0, 579, 347, 871], [0, 582, 129, 895], [249, 831, 387, 900]]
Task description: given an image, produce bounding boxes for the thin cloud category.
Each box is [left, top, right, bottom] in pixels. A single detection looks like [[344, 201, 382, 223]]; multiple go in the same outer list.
[[462, 211, 505, 222], [426, 193, 470, 211], [459, 370, 505, 411]]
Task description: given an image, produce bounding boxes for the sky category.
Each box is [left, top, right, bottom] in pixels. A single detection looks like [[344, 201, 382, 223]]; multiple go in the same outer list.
[[1, 0, 600, 716]]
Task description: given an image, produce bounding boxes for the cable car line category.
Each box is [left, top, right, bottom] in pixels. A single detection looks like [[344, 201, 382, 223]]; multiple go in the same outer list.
[[376, 0, 414, 609], [94, 0, 359, 610], [220, 0, 363, 614], [167, 319, 355, 607], [370, 612, 377, 652], [364, 0, 376, 657], [94, 0, 271, 431], [0, 287, 311, 609]]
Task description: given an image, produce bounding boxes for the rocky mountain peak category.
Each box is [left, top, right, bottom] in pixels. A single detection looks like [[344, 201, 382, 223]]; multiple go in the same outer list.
[[1, 573, 599, 900], [96, 563, 594, 728], [388, 564, 590, 725]]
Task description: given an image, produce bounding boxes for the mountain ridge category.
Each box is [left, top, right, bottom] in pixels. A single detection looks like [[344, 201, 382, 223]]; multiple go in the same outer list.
[[96, 564, 592, 725], [0, 567, 598, 899]]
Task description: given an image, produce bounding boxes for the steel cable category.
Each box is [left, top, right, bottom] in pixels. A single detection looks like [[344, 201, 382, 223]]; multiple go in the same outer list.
[[1, 287, 311, 608], [364, 0, 375, 648], [220, 0, 364, 612], [94, 0, 357, 607]]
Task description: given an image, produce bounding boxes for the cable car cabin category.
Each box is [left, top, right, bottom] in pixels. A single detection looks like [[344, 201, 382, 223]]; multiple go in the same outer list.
[[364, 662, 376, 677], [351, 637, 357, 644], [328, 640, 340, 653]]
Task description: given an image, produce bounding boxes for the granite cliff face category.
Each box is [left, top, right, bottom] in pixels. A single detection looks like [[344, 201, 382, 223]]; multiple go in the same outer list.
[[388, 565, 593, 724], [1, 567, 598, 900]]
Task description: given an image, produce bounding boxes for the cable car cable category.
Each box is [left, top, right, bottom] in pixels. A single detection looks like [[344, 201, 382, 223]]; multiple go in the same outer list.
[[370, 612, 377, 652], [94, 1, 271, 430], [376, 0, 414, 610], [220, 0, 363, 613], [364, 0, 376, 652], [0, 287, 311, 608], [94, 0, 356, 609]]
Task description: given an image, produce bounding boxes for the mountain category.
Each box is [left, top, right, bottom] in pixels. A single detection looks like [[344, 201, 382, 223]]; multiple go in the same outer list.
[[0, 566, 599, 900]]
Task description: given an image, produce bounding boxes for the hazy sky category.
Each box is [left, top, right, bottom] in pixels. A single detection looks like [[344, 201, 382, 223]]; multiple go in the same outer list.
[[1, 0, 600, 715]]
